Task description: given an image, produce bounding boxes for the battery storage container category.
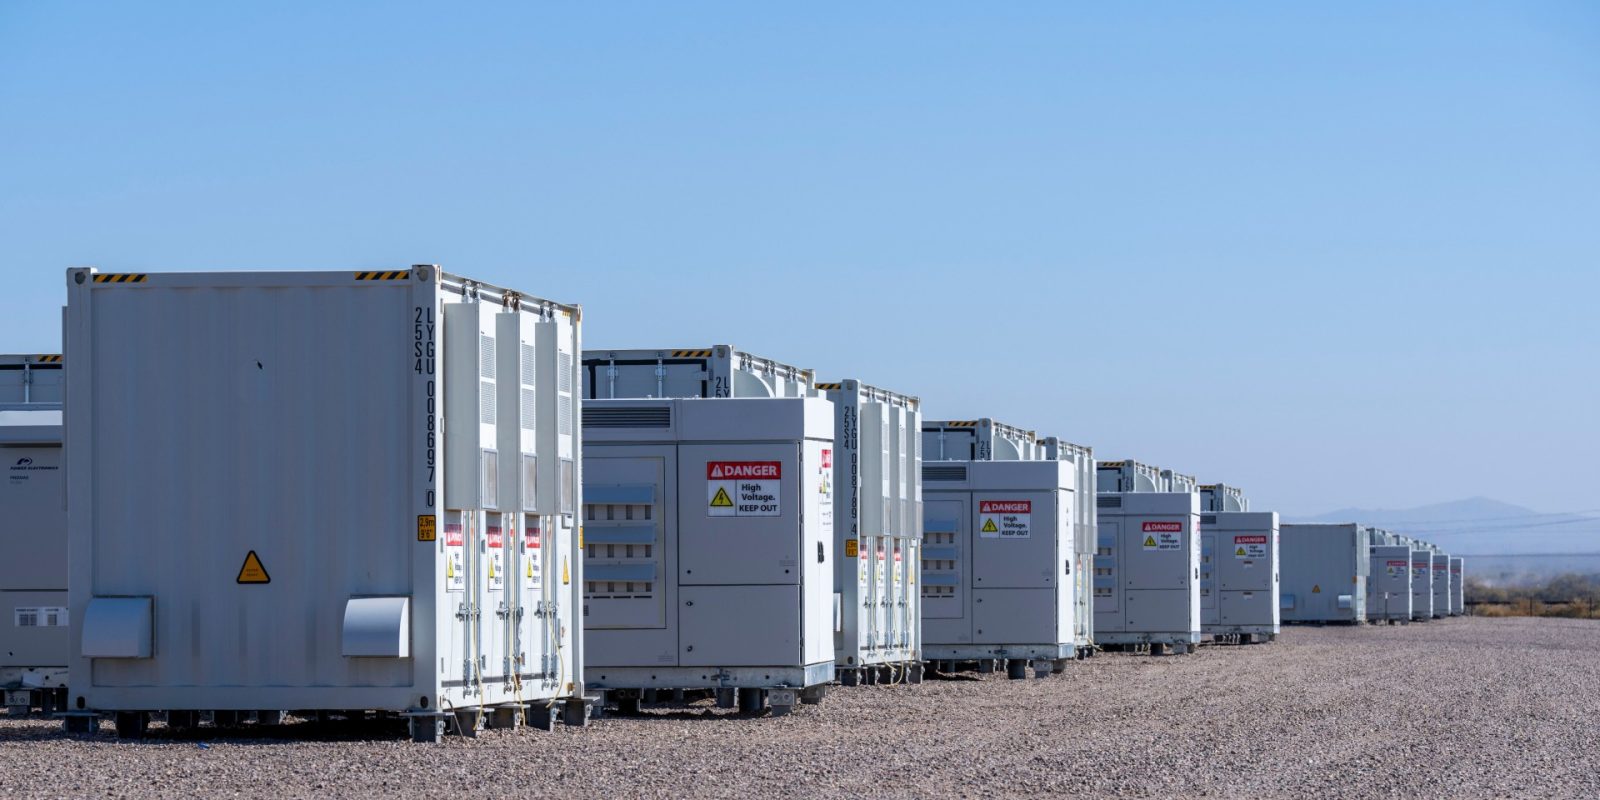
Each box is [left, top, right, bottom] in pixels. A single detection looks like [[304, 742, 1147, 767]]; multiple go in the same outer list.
[[1, 355, 68, 714], [1368, 545, 1413, 623], [1449, 557, 1464, 616], [1093, 489, 1202, 652], [1410, 550, 1434, 621], [1197, 510, 1280, 643], [1430, 553, 1451, 619], [580, 397, 835, 715], [920, 460, 1078, 677], [582, 346, 812, 400], [816, 380, 922, 684], [1278, 524, 1370, 624], [1040, 437, 1097, 656], [64, 267, 584, 741], [922, 418, 1039, 461]]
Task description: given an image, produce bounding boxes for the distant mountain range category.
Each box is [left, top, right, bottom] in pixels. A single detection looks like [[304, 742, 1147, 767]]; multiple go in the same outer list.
[[1286, 496, 1600, 558]]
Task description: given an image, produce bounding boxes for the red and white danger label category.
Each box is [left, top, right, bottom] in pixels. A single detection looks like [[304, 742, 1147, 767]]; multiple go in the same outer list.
[[821, 449, 832, 469], [979, 500, 1032, 539], [1233, 535, 1268, 544], [486, 525, 504, 549], [707, 461, 781, 479], [707, 461, 782, 517], [1143, 521, 1184, 532]]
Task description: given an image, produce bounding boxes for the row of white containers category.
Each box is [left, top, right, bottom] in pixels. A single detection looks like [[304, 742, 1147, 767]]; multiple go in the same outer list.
[[1, 267, 1464, 738]]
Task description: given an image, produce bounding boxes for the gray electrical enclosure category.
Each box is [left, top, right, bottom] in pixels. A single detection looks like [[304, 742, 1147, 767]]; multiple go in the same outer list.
[[817, 380, 922, 684], [1198, 510, 1280, 642], [1, 355, 68, 714], [1279, 524, 1370, 623], [1410, 550, 1434, 621], [1094, 489, 1202, 652], [1431, 553, 1450, 619], [1040, 437, 1097, 656], [64, 268, 585, 741], [1368, 545, 1413, 623], [582, 346, 813, 400], [581, 397, 835, 715], [1450, 557, 1464, 616], [921, 460, 1079, 676]]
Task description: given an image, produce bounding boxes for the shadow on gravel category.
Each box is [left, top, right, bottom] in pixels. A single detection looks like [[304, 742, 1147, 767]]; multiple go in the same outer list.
[[3, 715, 412, 745]]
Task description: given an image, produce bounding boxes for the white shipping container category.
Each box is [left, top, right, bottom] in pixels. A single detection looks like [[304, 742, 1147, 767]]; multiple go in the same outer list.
[[64, 267, 584, 741], [922, 418, 1039, 461], [580, 397, 835, 715], [1040, 437, 1097, 656], [817, 380, 922, 684], [1431, 553, 1451, 620], [1450, 557, 1465, 616], [1278, 524, 1370, 624], [1410, 550, 1434, 621], [921, 460, 1079, 679], [582, 346, 813, 399], [1, 354, 68, 715]]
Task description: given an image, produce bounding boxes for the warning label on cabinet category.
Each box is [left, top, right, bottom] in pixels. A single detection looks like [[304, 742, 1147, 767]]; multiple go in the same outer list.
[[1142, 521, 1183, 551], [1233, 534, 1267, 559], [444, 522, 465, 593], [707, 461, 782, 517], [979, 500, 1032, 539]]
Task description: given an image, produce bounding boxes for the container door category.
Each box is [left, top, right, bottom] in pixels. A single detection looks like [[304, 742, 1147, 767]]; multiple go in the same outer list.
[[1094, 518, 1120, 617], [1199, 531, 1217, 622], [676, 443, 799, 586], [972, 493, 1055, 590]]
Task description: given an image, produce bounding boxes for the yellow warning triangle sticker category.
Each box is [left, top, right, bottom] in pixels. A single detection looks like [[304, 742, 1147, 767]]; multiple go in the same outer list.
[[562, 556, 570, 585], [1144, 536, 1157, 547], [1312, 584, 1321, 593], [710, 487, 734, 508], [982, 518, 999, 533], [1236, 547, 1247, 556], [527, 559, 534, 578], [447, 558, 455, 579], [489, 558, 496, 578], [236, 551, 270, 584]]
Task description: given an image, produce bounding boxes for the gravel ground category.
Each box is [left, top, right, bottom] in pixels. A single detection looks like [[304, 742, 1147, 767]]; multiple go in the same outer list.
[[3, 616, 1597, 799]]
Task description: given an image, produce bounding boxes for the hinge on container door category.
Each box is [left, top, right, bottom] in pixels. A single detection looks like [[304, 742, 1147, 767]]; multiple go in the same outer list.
[[496, 601, 510, 619], [455, 603, 470, 621]]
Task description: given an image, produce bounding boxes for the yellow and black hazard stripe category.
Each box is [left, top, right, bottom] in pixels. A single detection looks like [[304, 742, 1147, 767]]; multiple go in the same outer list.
[[354, 270, 411, 281], [816, 382, 842, 391], [671, 349, 713, 358], [944, 420, 979, 428], [92, 273, 148, 283], [1099, 460, 1127, 468], [34, 355, 62, 363]]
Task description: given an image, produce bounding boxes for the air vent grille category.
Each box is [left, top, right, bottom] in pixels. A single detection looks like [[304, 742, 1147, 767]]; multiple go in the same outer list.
[[923, 464, 967, 482], [582, 406, 672, 429], [1097, 495, 1122, 509]]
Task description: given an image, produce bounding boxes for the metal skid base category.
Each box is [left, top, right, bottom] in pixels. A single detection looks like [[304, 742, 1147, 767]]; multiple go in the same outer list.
[[588, 662, 833, 717], [1202, 627, 1279, 646], [925, 644, 1075, 679], [835, 660, 925, 687], [1097, 633, 1202, 656]]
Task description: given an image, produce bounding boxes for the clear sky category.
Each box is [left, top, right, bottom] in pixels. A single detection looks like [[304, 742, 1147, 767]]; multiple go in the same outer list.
[[2, 2, 1597, 517]]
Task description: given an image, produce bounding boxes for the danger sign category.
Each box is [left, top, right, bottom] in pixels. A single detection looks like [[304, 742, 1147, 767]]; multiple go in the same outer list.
[[708, 461, 782, 517], [979, 500, 1032, 539], [1141, 521, 1183, 551], [1233, 534, 1267, 559]]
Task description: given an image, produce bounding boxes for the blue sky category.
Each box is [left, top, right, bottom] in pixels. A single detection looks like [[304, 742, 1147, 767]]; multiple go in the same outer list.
[[2, 2, 1597, 517]]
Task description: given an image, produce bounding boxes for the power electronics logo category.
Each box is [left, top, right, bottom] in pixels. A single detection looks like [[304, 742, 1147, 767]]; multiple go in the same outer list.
[[9, 457, 57, 473], [16, 457, 31, 467]]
